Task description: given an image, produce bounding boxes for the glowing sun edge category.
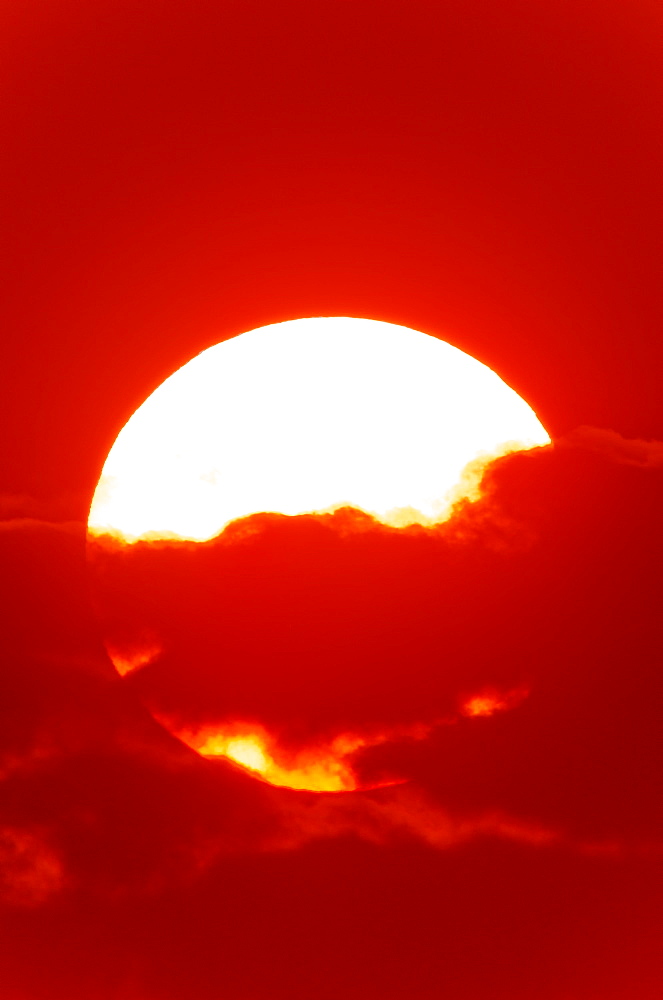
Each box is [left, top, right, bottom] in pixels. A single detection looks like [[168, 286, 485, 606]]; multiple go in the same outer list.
[[167, 687, 530, 793], [88, 317, 550, 543], [88, 319, 549, 792]]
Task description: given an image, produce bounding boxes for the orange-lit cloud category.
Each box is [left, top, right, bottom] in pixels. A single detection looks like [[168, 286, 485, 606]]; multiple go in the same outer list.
[[166, 721, 415, 792], [560, 426, 663, 468], [269, 784, 562, 854], [107, 634, 162, 677], [163, 690, 528, 792], [0, 827, 65, 906], [460, 686, 530, 718]]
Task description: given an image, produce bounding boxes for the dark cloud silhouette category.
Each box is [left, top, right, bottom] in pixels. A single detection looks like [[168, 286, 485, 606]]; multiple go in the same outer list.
[[560, 425, 663, 468], [0, 431, 660, 944], [91, 506, 534, 743], [0, 505, 566, 923], [83, 438, 663, 848]]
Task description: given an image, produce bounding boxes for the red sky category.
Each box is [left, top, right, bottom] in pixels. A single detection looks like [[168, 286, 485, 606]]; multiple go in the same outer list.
[[1, 3, 662, 998]]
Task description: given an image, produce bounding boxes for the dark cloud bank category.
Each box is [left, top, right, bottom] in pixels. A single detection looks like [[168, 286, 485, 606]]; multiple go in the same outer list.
[[1, 432, 662, 999]]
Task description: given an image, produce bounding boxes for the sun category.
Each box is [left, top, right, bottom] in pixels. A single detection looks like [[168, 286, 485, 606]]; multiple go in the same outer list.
[[87, 316, 549, 791], [88, 317, 549, 542]]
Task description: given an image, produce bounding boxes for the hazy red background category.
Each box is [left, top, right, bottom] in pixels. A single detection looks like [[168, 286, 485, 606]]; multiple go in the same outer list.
[[1, 3, 662, 998]]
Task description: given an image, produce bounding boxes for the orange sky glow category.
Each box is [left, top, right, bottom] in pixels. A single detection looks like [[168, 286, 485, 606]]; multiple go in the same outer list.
[[3, 3, 662, 997]]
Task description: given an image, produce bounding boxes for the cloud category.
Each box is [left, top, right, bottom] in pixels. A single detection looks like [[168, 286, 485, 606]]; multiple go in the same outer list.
[[82, 430, 663, 844], [263, 782, 561, 855], [90, 505, 538, 751], [0, 430, 661, 930], [0, 492, 85, 525], [559, 425, 663, 468], [0, 826, 65, 906]]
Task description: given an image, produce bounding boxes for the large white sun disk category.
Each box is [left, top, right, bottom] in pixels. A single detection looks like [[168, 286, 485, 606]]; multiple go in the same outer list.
[[88, 317, 550, 541]]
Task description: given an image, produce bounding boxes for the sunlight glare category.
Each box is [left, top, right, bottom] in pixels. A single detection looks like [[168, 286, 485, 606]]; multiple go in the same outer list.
[[88, 318, 550, 542], [189, 727, 361, 792], [170, 722, 419, 792]]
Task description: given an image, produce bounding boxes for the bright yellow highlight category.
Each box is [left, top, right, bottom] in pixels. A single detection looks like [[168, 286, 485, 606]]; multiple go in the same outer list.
[[172, 723, 419, 792], [105, 637, 162, 677], [174, 697, 527, 791], [224, 738, 268, 773], [463, 695, 504, 718], [182, 726, 369, 792], [88, 317, 550, 542], [461, 686, 530, 718]]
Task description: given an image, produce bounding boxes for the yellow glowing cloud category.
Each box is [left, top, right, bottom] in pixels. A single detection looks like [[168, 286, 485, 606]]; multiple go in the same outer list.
[[88, 317, 549, 542], [179, 725, 371, 792], [171, 694, 528, 793]]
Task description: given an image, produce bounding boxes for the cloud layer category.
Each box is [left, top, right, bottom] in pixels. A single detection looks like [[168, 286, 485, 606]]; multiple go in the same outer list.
[[0, 432, 662, 999]]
